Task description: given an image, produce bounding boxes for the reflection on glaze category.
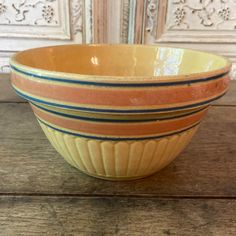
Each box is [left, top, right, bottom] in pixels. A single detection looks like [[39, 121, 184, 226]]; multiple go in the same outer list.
[[154, 48, 184, 76], [12, 44, 229, 77], [204, 60, 214, 72], [91, 56, 99, 66]]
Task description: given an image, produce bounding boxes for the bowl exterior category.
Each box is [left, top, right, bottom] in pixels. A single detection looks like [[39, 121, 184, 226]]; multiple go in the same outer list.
[[31, 102, 206, 180], [39, 118, 198, 180], [11, 65, 230, 115], [9, 45, 232, 180]]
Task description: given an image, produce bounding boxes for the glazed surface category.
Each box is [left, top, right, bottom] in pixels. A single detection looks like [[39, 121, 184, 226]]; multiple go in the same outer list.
[[11, 44, 230, 78], [9, 45, 232, 180]]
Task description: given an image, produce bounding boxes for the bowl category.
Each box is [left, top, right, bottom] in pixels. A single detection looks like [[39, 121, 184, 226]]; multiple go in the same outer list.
[[10, 44, 231, 180]]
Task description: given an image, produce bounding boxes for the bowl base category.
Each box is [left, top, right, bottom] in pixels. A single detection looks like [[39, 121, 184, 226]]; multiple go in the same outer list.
[[67, 158, 172, 181], [71, 165, 161, 181]]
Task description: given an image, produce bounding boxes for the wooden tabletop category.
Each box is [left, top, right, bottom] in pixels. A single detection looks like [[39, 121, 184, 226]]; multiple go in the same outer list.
[[0, 75, 236, 235]]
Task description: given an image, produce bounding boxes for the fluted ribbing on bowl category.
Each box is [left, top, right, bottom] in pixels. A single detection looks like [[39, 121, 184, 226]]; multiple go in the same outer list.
[[39, 120, 198, 180]]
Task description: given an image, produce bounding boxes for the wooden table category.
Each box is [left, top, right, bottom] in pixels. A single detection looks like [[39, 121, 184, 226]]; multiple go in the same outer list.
[[0, 75, 236, 235]]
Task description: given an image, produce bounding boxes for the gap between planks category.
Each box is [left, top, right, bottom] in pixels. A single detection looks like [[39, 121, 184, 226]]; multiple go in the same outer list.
[[0, 193, 236, 200]]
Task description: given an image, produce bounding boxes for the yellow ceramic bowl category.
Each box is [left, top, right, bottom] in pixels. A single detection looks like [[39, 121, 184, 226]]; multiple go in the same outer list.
[[10, 44, 231, 180]]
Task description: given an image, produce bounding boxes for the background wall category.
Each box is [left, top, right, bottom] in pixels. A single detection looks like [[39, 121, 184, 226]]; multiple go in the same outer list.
[[0, 0, 91, 73], [1, 0, 235, 79]]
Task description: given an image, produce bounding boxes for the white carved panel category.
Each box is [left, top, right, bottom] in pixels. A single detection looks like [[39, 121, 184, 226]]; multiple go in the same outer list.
[[71, 0, 83, 36], [0, 0, 60, 26], [144, 0, 159, 44], [0, 51, 12, 73], [146, 0, 236, 43], [0, 0, 94, 74], [145, 0, 158, 36], [167, 0, 236, 31], [0, 0, 71, 39]]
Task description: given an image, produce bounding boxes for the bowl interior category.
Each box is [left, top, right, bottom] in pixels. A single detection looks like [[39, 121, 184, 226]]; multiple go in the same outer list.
[[11, 44, 229, 78]]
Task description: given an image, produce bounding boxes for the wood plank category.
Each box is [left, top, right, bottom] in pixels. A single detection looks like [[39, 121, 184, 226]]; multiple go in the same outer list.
[[214, 80, 236, 106], [0, 196, 235, 235], [0, 74, 24, 102], [92, 0, 109, 43], [0, 103, 235, 197]]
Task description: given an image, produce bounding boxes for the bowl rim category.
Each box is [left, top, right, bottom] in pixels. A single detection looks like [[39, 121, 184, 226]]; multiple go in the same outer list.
[[10, 44, 232, 84]]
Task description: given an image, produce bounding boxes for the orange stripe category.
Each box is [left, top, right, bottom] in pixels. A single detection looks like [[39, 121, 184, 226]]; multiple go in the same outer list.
[[32, 105, 207, 136], [11, 73, 230, 107]]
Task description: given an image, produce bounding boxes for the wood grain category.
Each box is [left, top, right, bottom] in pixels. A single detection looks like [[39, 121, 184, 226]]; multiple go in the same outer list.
[[92, 0, 108, 43], [0, 102, 235, 197], [214, 81, 236, 106], [133, 0, 145, 44], [0, 74, 24, 102], [0, 196, 235, 236]]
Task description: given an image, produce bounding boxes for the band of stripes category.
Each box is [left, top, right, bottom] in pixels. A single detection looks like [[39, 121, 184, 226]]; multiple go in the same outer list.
[[37, 117, 201, 141], [10, 64, 229, 87], [15, 87, 226, 114], [31, 102, 208, 123]]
